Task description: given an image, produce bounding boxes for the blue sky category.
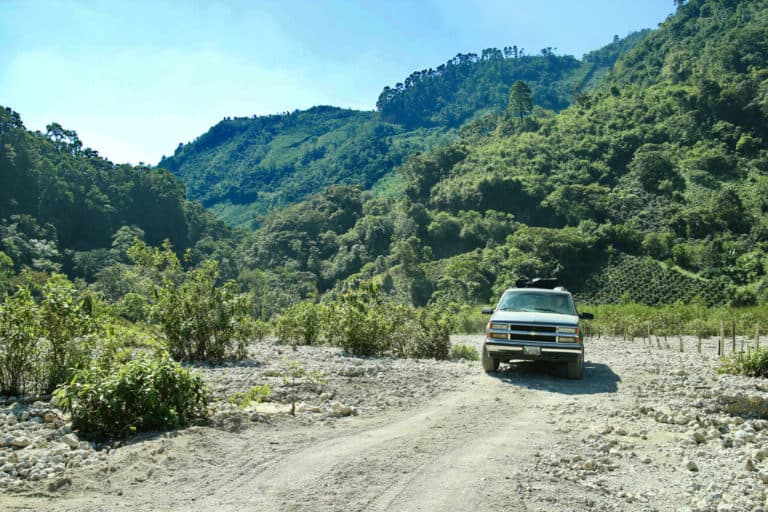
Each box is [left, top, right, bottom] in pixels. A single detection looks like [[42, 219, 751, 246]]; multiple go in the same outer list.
[[0, 0, 675, 165]]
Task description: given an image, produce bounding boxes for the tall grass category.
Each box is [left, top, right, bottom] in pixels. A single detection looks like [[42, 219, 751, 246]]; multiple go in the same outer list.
[[582, 303, 768, 338]]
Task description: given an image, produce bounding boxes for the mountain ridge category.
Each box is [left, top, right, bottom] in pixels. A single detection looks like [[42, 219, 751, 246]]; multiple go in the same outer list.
[[160, 33, 649, 228]]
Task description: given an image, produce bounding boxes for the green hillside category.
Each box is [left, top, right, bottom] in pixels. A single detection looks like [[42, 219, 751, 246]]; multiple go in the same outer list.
[[0, 108, 234, 283], [160, 35, 647, 228], [235, 0, 768, 308]]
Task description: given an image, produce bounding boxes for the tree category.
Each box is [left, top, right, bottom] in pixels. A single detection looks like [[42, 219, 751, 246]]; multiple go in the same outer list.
[[508, 81, 533, 121]]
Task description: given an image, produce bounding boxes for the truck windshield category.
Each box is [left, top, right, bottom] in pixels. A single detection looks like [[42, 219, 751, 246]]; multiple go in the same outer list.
[[497, 292, 576, 315]]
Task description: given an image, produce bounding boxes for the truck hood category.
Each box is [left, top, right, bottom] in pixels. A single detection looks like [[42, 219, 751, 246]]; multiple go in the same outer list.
[[490, 310, 578, 327]]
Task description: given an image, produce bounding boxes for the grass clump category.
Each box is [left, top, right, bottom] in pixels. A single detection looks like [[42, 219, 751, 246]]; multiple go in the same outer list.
[[228, 385, 271, 409], [449, 344, 479, 361], [720, 349, 768, 378]]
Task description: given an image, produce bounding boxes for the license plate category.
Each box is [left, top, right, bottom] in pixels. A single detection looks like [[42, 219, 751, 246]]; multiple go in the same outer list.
[[523, 346, 541, 356]]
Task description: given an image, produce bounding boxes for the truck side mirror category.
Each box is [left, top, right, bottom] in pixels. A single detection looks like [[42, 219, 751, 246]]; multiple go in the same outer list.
[[481, 306, 494, 314], [579, 312, 594, 320]]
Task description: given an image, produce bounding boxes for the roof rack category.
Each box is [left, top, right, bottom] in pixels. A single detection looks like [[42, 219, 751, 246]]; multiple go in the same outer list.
[[514, 277, 559, 290]]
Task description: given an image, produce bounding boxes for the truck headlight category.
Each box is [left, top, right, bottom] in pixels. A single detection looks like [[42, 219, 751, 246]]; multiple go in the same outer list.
[[557, 327, 578, 334]]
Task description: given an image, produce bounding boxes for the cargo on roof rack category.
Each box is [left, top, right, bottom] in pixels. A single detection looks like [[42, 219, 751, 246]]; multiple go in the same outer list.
[[514, 277, 559, 289]]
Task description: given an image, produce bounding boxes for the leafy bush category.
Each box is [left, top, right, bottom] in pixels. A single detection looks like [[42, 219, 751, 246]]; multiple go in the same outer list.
[[451, 304, 488, 334], [324, 282, 454, 359], [39, 274, 100, 391], [449, 343, 479, 361], [132, 241, 253, 362], [274, 301, 326, 346], [410, 304, 454, 359], [0, 284, 43, 395], [57, 353, 210, 440], [0, 273, 103, 395], [720, 349, 768, 378], [114, 292, 150, 322], [326, 282, 395, 356]]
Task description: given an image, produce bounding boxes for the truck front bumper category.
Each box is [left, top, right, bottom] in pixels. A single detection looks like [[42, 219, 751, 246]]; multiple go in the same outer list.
[[485, 340, 582, 362]]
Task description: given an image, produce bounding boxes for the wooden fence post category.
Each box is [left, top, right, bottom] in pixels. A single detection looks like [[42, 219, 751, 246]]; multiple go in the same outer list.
[[756, 323, 760, 351], [679, 326, 684, 353], [697, 334, 702, 354], [719, 320, 725, 356], [732, 320, 737, 354]]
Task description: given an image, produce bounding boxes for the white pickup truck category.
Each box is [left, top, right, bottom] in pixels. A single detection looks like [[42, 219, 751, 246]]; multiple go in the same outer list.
[[481, 279, 593, 379]]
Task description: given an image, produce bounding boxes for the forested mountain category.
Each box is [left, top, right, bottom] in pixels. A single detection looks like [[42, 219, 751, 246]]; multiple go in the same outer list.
[[160, 34, 646, 228], [0, 108, 234, 281], [237, 0, 768, 309], [159, 107, 450, 227], [376, 31, 649, 128]]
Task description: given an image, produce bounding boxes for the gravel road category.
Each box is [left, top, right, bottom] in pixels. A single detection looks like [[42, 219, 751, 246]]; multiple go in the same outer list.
[[3, 334, 768, 512]]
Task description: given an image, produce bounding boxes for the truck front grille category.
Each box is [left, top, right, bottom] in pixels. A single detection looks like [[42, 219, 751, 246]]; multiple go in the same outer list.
[[508, 324, 556, 333], [511, 333, 557, 342]]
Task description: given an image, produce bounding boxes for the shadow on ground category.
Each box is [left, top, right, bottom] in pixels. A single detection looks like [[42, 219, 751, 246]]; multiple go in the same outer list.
[[490, 360, 620, 395]]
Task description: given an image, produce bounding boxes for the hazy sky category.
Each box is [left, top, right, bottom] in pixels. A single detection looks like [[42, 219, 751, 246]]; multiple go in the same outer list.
[[0, 0, 675, 165]]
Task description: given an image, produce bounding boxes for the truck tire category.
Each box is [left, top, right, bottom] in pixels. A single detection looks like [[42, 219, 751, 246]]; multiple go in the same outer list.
[[482, 344, 500, 373], [567, 353, 584, 380]]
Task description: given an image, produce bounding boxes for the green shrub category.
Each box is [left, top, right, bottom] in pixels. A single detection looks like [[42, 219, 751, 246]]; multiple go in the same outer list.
[[324, 282, 455, 360], [449, 343, 479, 361], [114, 292, 149, 322], [410, 304, 454, 359], [274, 301, 325, 346], [453, 304, 488, 334], [0, 284, 43, 395], [326, 282, 395, 356], [719, 349, 768, 378], [57, 353, 210, 440], [39, 274, 100, 391], [0, 273, 103, 395], [154, 259, 252, 362]]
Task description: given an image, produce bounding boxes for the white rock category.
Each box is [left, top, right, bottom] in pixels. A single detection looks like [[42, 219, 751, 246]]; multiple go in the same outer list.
[[10, 436, 30, 448], [60, 434, 79, 449]]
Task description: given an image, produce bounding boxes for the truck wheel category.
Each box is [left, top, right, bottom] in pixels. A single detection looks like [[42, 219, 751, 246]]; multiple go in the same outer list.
[[482, 344, 500, 373], [567, 354, 584, 380]]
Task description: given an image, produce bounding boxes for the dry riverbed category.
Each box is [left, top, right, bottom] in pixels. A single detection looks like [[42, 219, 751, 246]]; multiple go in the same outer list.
[[3, 335, 768, 511]]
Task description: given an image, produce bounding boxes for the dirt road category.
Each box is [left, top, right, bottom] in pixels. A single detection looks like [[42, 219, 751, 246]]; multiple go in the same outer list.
[[4, 336, 767, 511]]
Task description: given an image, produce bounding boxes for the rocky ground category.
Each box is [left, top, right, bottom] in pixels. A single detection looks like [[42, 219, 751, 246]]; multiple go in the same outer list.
[[2, 335, 768, 511]]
